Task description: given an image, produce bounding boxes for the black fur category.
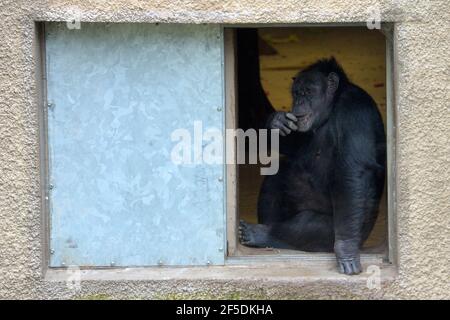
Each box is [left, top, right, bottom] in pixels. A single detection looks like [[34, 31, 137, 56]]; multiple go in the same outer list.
[[239, 58, 386, 275]]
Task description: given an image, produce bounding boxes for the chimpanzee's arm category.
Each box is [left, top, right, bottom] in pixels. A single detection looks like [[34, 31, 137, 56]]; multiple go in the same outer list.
[[331, 164, 371, 274], [331, 104, 380, 275]]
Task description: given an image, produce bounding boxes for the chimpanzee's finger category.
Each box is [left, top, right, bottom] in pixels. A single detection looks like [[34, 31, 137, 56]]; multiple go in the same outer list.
[[280, 125, 291, 136], [287, 121, 298, 130], [286, 113, 298, 122]]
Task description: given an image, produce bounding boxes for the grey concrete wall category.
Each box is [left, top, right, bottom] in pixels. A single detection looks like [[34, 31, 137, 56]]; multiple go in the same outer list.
[[0, 0, 449, 299]]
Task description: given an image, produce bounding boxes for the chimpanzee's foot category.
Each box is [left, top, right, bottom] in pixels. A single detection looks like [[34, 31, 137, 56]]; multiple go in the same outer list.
[[238, 220, 271, 247], [336, 257, 362, 275], [334, 239, 362, 275]]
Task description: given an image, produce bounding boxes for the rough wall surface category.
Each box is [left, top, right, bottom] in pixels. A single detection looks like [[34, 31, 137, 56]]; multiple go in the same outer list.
[[0, 0, 449, 299]]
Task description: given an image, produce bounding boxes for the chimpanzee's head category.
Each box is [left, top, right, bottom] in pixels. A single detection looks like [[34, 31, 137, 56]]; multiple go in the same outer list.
[[291, 57, 348, 132]]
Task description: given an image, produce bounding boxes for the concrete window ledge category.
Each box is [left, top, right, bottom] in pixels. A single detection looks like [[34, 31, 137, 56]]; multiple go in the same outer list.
[[44, 259, 396, 283]]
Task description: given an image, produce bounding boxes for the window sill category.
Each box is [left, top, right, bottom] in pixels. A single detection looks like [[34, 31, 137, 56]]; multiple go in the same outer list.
[[44, 257, 396, 283]]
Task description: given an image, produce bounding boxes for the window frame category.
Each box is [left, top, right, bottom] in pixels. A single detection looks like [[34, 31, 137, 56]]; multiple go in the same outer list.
[[37, 23, 398, 279], [223, 25, 398, 267]]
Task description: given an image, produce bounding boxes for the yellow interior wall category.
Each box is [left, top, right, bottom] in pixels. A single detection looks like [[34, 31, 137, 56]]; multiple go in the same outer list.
[[259, 27, 386, 121], [239, 27, 387, 249]]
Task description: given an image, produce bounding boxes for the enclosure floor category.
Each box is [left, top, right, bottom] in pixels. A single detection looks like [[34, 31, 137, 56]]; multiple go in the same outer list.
[[238, 164, 387, 250]]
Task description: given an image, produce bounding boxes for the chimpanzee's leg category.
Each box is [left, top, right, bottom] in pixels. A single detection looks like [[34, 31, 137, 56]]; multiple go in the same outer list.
[[239, 210, 334, 252], [256, 163, 290, 224], [257, 178, 281, 224]]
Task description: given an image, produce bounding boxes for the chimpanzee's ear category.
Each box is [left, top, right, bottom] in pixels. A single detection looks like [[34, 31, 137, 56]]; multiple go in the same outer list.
[[327, 72, 339, 95]]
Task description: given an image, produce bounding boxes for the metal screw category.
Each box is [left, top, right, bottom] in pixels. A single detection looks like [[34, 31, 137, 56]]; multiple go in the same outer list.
[[206, 260, 211, 266], [218, 177, 223, 182], [158, 260, 163, 266], [217, 107, 222, 112], [47, 102, 54, 109], [218, 247, 223, 252], [50, 249, 55, 255], [110, 261, 115, 267], [61, 262, 66, 267], [49, 184, 54, 190]]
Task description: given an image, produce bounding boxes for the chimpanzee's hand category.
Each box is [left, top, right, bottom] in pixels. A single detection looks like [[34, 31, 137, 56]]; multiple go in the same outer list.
[[334, 239, 362, 275], [267, 112, 298, 136]]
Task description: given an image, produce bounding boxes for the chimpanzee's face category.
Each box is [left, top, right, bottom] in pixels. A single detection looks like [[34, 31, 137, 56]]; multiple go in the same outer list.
[[291, 71, 336, 132]]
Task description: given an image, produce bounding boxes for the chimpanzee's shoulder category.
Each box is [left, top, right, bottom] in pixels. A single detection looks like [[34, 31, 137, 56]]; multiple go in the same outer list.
[[337, 83, 377, 110], [332, 83, 380, 125], [330, 82, 383, 142]]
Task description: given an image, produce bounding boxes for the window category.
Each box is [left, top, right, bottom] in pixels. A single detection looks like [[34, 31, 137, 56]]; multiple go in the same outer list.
[[43, 23, 394, 270], [225, 27, 392, 265]]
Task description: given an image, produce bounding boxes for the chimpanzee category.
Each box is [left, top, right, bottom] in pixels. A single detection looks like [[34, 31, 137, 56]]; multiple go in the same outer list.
[[239, 57, 386, 275]]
